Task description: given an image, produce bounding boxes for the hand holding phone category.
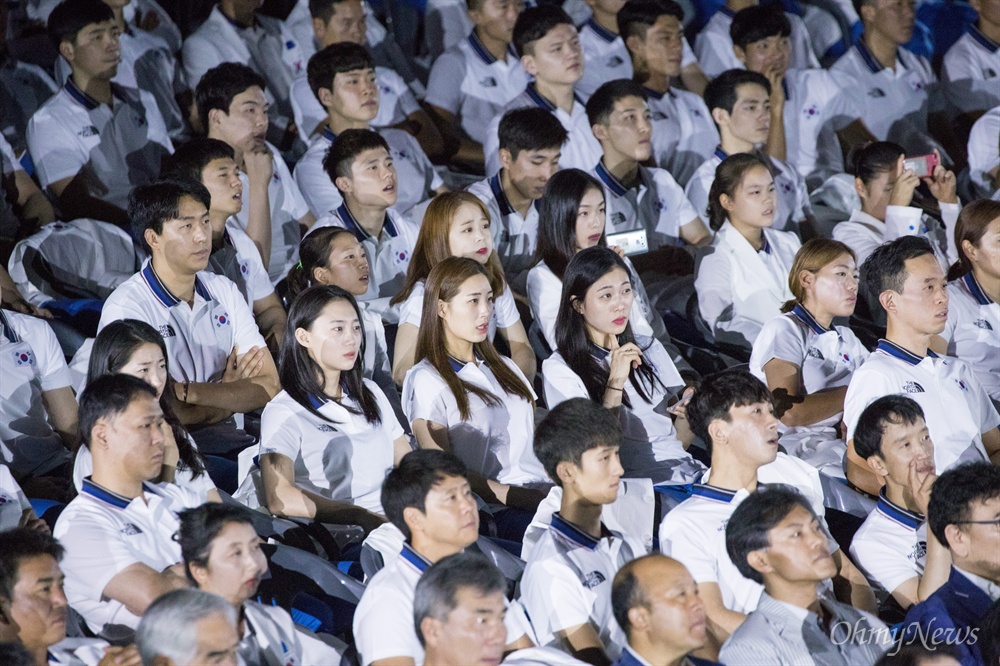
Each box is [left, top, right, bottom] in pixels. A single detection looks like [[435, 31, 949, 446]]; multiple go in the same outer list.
[[902, 153, 939, 178]]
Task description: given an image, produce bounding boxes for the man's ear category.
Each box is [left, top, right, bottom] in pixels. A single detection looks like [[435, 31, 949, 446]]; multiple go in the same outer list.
[[403, 506, 424, 538], [311, 16, 327, 40], [59, 40, 75, 63], [555, 460, 576, 486], [521, 54, 537, 77], [90, 418, 110, 452], [707, 418, 727, 450], [733, 44, 748, 66], [711, 107, 729, 128], [420, 616, 441, 648], [858, 4, 876, 26], [498, 148, 513, 171], [627, 604, 649, 633], [318, 86, 336, 111], [207, 107, 226, 132], [746, 548, 773, 577], [943, 524, 966, 557], [334, 175, 353, 195], [878, 289, 896, 315], [624, 34, 644, 58], [591, 122, 608, 143], [865, 454, 888, 478]]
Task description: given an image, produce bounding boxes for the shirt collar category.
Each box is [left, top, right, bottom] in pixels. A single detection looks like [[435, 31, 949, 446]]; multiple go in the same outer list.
[[399, 542, 433, 573], [876, 487, 924, 530], [307, 393, 329, 410], [969, 24, 1000, 53], [690, 483, 739, 504], [335, 202, 397, 242], [955, 566, 1000, 602], [80, 477, 155, 509], [875, 339, 937, 366], [642, 86, 672, 101], [489, 173, 515, 216], [141, 261, 211, 308], [589, 342, 611, 361], [64, 76, 102, 111], [594, 160, 628, 197], [790, 303, 832, 335], [0, 310, 16, 343], [759, 233, 772, 255], [524, 82, 583, 112], [855, 37, 904, 73], [618, 646, 655, 666], [447, 355, 482, 373], [585, 17, 618, 43], [550, 513, 609, 550], [963, 272, 994, 306], [468, 30, 511, 64], [719, 6, 735, 18], [221, 9, 256, 30], [322, 125, 337, 143], [714, 145, 728, 162]]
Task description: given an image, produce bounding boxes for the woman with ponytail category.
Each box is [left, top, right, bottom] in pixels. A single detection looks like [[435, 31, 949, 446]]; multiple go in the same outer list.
[[749, 239, 869, 477]]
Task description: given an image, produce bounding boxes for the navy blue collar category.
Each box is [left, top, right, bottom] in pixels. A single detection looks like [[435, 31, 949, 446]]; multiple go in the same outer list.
[[719, 6, 735, 18], [589, 342, 611, 361], [221, 9, 256, 30], [963, 272, 994, 306], [321, 125, 337, 143], [0, 310, 16, 343], [489, 173, 515, 216], [759, 233, 771, 255], [617, 647, 649, 666], [468, 30, 515, 64], [335, 202, 397, 242], [64, 76, 102, 111], [790, 303, 831, 335], [642, 86, 673, 101], [399, 542, 432, 573], [781, 77, 790, 100], [714, 145, 728, 162], [585, 17, 618, 43], [969, 24, 1000, 53], [855, 37, 904, 73], [875, 339, 937, 366], [524, 82, 583, 112], [447, 355, 482, 372], [876, 487, 924, 530], [551, 513, 608, 550], [594, 160, 628, 197], [80, 477, 156, 509], [141, 262, 211, 308], [690, 483, 738, 504], [307, 393, 329, 410]]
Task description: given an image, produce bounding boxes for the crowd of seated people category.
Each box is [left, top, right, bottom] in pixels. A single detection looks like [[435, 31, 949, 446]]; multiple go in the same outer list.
[[2, 0, 1000, 663]]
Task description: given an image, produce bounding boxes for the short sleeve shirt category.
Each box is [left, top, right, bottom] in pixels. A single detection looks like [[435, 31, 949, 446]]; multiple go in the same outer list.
[[466, 174, 540, 288], [645, 86, 718, 188], [944, 273, 1000, 405], [206, 222, 274, 308], [399, 278, 520, 341], [942, 27, 1000, 113], [694, 8, 819, 78], [0, 464, 32, 530], [577, 20, 632, 102], [851, 488, 927, 597]]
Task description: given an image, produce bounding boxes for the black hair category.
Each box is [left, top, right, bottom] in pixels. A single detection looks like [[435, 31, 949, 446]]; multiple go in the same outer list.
[[618, 0, 685, 42], [586, 79, 649, 128], [850, 141, 904, 188], [498, 107, 568, 158], [0, 642, 34, 666], [413, 552, 507, 646], [128, 179, 211, 255], [176, 504, 256, 585], [47, 0, 113, 47], [686, 369, 773, 455], [706, 152, 772, 230], [279, 285, 381, 425], [703, 68, 771, 118], [0, 529, 65, 603], [79, 373, 159, 449], [323, 128, 390, 186], [725, 486, 817, 584], [978, 600, 1000, 666], [195, 63, 267, 135], [535, 168, 606, 279], [853, 395, 925, 460], [160, 138, 235, 184], [284, 227, 360, 303], [512, 5, 574, 57], [86, 319, 205, 477], [381, 449, 469, 540], [729, 5, 791, 49], [555, 247, 665, 410], [533, 397, 623, 486], [874, 644, 962, 666], [859, 235, 936, 299], [927, 461, 1000, 549], [307, 42, 375, 103], [309, 0, 354, 22]]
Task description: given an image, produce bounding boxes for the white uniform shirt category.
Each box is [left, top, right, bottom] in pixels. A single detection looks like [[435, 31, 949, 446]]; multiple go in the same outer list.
[[594, 162, 701, 249], [850, 488, 927, 597], [644, 86, 719, 188], [26, 79, 172, 209], [942, 25, 1000, 113], [466, 174, 540, 290], [293, 126, 441, 218], [0, 58, 58, 153], [207, 223, 275, 308], [844, 340, 1000, 473], [694, 7, 819, 78], [260, 382, 403, 513], [968, 105, 1000, 198], [399, 278, 520, 342], [46, 638, 111, 666], [832, 206, 959, 271], [483, 84, 603, 176], [309, 204, 420, 323], [521, 514, 635, 659], [233, 141, 310, 285], [425, 33, 528, 144], [695, 221, 801, 348], [577, 19, 632, 102], [543, 339, 705, 483], [782, 68, 858, 187], [98, 261, 266, 384], [831, 40, 935, 141], [402, 357, 548, 486], [0, 464, 32, 531], [944, 273, 1000, 405], [241, 599, 342, 666], [52, 479, 202, 637], [686, 147, 810, 232], [0, 309, 72, 478]]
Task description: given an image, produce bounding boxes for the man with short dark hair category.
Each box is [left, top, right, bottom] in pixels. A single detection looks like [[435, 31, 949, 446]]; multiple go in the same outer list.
[[720, 487, 891, 665]]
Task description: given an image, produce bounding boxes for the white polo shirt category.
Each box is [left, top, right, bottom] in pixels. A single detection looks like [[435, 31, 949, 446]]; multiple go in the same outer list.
[[831, 205, 958, 270], [467, 174, 540, 291], [52, 478, 202, 637], [0, 464, 32, 531], [942, 25, 1000, 113], [47, 638, 111, 666], [425, 32, 528, 145], [593, 162, 701, 249], [309, 203, 419, 323], [843, 340, 1000, 473], [694, 7, 819, 78], [943, 272, 1000, 406], [0, 309, 72, 478], [521, 514, 634, 659], [0, 58, 58, 154], [260, 381, 403, 513], [399, 278, 520, 343], [782, 68, 858, 187], [241, 600, 342, 666], [644, 86, 718, 188], [98, 261, 266, 384], [831, 40, 935, 141], [26, 78, 172, 209], [207, 222, 275, 308], [233, 141, 310, 285], [685, 147, 810, 233], [293, 125, 441, 218], [577, 19, 632, 102], [850, 488, 927, 598], [543, 338, 706, 484], [968, 105, 1000, 198], [483, 84, 603, 176]]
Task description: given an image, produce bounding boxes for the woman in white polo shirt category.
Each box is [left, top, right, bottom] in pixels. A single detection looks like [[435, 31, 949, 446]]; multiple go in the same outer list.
[[402, 257, 549, 541], [542, 247, 705, 483], [749, 239, 870, 478], [259, 286, 410, 533], [390, 191, 534, 385], [178, 503, 343, 666]]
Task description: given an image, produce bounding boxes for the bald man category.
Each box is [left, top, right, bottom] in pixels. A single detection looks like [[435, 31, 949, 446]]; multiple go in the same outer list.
[[610, 554, 718, 666]]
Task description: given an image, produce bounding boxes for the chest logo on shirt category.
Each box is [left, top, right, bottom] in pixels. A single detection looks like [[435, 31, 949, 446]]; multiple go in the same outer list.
[[12, 349, 35, 366], [611, 212, 626, 226], [240, 262, 249, 276], [909, 540, 927, 562], [393, 149, 409, 160], [973, 318, 993, 330], [213, 312, 231, 328], [984, 68, 997, 79], [606, 55, 624, 68], [902, 381, 925, 393], [120, 523, 144, 536], [480, 76, 498, 88], [803, 104, 820, 119], [868, 88, 886, 98], [806, 347, 824, 360], [78, 125, 99, 137], [955, 379, 969, 392], [651, 110, 667, 120], [780, 181, 793, 193], [158, 324, 176, 338], [316, 424, 337, 432], [909, 79, 925, 92], [394, 250, 409, 265], [840, 352, 851, 364], [581, 571, 607, 588]]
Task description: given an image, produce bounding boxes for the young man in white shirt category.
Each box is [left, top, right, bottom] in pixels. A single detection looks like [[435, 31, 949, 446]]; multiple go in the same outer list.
[[197, 63, 316, 285], [52, 375, 200, 639], [425, 0, 527, 166], [467, 107, 567, 293], [685, 69, 810, 234], [943, 0, 1000, 114], [524, 398, 638, 664], [27, 0, 172, 228], [850, 395, 952, 611], [844, 236, 1000, 493], [482, 6, 602, 175], [618, 0, 718, 188], [99, 180, 280, 455], [576, 0, 633, 102], [294, 43, 444, 219], [659, 370, 875, 649]]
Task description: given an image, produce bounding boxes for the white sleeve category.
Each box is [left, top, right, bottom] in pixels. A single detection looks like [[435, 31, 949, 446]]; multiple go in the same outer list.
[[137, 88, 174, 152], [293, 151, 344, 218], [850, 526, 921, 596], [494, 285, 521, 329], [353, 579, 421, 663], [695, 249, 734, 335], [401, 366, 451, 426], [684, 165, 712, 221], [843, 366, 897, 441], [259, 399, 302, 460], [939, 202, 961, 266], [98, 290, 148, 332], [657, 171, 700, 234], [25, 316, 72, 391], [181, 35, 223, 98], [54, 510, 148, 608], [541, 356, 590, 408], [832, 222, 881, 268], [425, 49, 466, 114], [694, 30, 737, 79], [398, 286, 424, 327], [366, 379, 406, 441], [754, 317, 807, 369], [275, 153, 312, 221], [521, 558, 597, 636], [964, 364, 1000, 434], [527, 266, 558, 351], [224, 281, 268, 351], [483, 112, 503, 176], [883, 205, 925, 242], [230, 227, 275, 301], [659, 514, 718, 583], [26, 111, 89, 189]]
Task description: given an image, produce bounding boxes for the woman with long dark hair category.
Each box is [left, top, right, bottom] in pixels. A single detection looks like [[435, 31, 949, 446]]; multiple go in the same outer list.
[[259, 285, 409, 533], [542, 247, 704, 482]]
